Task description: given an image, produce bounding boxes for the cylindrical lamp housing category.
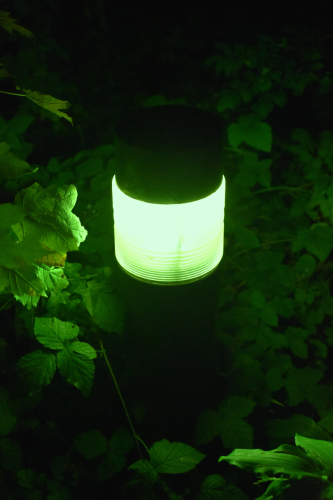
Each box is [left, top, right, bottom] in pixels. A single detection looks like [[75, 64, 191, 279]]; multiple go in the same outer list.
[[113, 105, 225, 285]]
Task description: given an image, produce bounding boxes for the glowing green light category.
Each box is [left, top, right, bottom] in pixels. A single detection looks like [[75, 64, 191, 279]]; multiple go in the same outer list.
[[112, 175, 225, 285]]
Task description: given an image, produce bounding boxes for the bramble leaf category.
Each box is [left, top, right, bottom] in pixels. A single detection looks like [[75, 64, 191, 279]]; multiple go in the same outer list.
[[0, 11, 34, 37], [57, 349, 94, 397], [0, 142, 37, 180], [35, 317, 79, 349], [74, 429, 108, 459], [149, 440, 205, 474], [16, 87, 72, 125], [227, 114, 272, 152], [16, 351, 56, 394]]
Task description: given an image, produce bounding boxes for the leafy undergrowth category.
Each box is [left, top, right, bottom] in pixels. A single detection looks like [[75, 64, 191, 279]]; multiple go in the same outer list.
[[1, 27, 333, 500]]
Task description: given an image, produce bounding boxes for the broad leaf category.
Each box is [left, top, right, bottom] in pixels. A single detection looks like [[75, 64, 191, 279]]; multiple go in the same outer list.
[[74, 429, 108, 459], [16, 87, 72, 125], [0, 11, 34, 37], [295, 434, 333, 477], [218, 443, 320, 477], [35, 317, 79, 349], [149, 439, 205, 474], [16, 350, 56, 394], [57, 349, 94, 396]]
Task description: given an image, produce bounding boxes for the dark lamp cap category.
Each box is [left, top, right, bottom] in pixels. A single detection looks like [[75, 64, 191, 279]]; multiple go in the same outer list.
[[114, 105, 224, 204]]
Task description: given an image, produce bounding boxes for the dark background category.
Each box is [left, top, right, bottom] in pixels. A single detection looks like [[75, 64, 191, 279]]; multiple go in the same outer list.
[[1, 0, 333, 166]]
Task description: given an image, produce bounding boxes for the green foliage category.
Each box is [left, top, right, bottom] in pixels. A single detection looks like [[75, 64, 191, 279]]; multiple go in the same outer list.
[[16, 317, 96, 396], [196, 396, 256, 449], [129, 439, 205, 482], [219, 434, 333, 499], [1, 21, 333, 500]]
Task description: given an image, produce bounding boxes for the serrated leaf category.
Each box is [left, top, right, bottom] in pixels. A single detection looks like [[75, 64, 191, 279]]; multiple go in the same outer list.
[[266, 415, 326, 441], [227, 114, 272, 152], [218, 396, 256, 420], [14, 183, 87, 255], [97, 450, 126, 480], [0, 11, 34, 37], [258, 305, 278, 326], [109, 427, 134, 454], [198, 474, 226, 500], [292, 225, 333, 262], [128, 459, 158, 482], [37, 264, 69, 291], [70, 341, 96, 359], [285, 368, 324, 406], [16, 87, 72, 125], [92, 291, 125, 334], [16, 350, 56, 393], [57, 350, 94, 396], [220, 419, 253, 450], [251, 291, 266, 309], [74, 429, 108, 459], [149, 440, 205, 474], [234, 226, 260, 248], [5, 265, 47, 297], [35, 317, 79, 349], [0, 142, 37, 180], [196, 410, 221, 445]]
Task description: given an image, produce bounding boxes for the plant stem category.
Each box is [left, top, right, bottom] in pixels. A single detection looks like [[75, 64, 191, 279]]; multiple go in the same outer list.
[[0, 90, 26, 97], [98, 335, 146, 460], [0, 298, 13, 312]]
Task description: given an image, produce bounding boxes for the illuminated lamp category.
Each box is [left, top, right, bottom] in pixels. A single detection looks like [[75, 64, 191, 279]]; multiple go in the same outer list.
[[112, 105, 225, 285]]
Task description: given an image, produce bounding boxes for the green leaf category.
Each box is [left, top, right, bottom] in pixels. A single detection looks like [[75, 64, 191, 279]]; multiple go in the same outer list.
[[196, 397, 256, 449], [266, 414, 326, 441], [149, 439, 205, 474], [14, 183, 88, 254], [227, 114, 272, 152], [292, 225, 333, 262], [97, 450, 126, 480], [285, 368, 324, 407], [74, 429, 108, 459], [109, 427, 134, 454], [34, 317, 79, 349], [218, 443, 319, 476], [92, 291, 126, 334], [70, 341, 96, 359], [218, 396, 256, 419], [128, 459, 158, 483], [295, 434, 333, 476], [0, 387, 17, 436], [36, 264, 69, 291], [258, 305, 278, 326], [251, 291, 266, 309], [234, 226, 260, 248], [198, 474, 248, 500], [0, 141, 37, 180], [220, 419, 254, 450], [0, 203, 27, 227], [0, 265, 47, 297], [57, 349, 94, 396], [318, 413, 333, 434], [196, 410, 222, 445], [16, 350, 56, 393], [198, 474, 226, 500], [285, 327, 309, 359]]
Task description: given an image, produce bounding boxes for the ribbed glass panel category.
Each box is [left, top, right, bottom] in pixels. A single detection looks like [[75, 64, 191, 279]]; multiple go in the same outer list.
[[112, 175, 225, 285]]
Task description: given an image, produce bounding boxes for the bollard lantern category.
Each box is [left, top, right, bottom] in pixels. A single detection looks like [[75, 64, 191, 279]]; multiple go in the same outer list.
[[112, 105, 225, 285]]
